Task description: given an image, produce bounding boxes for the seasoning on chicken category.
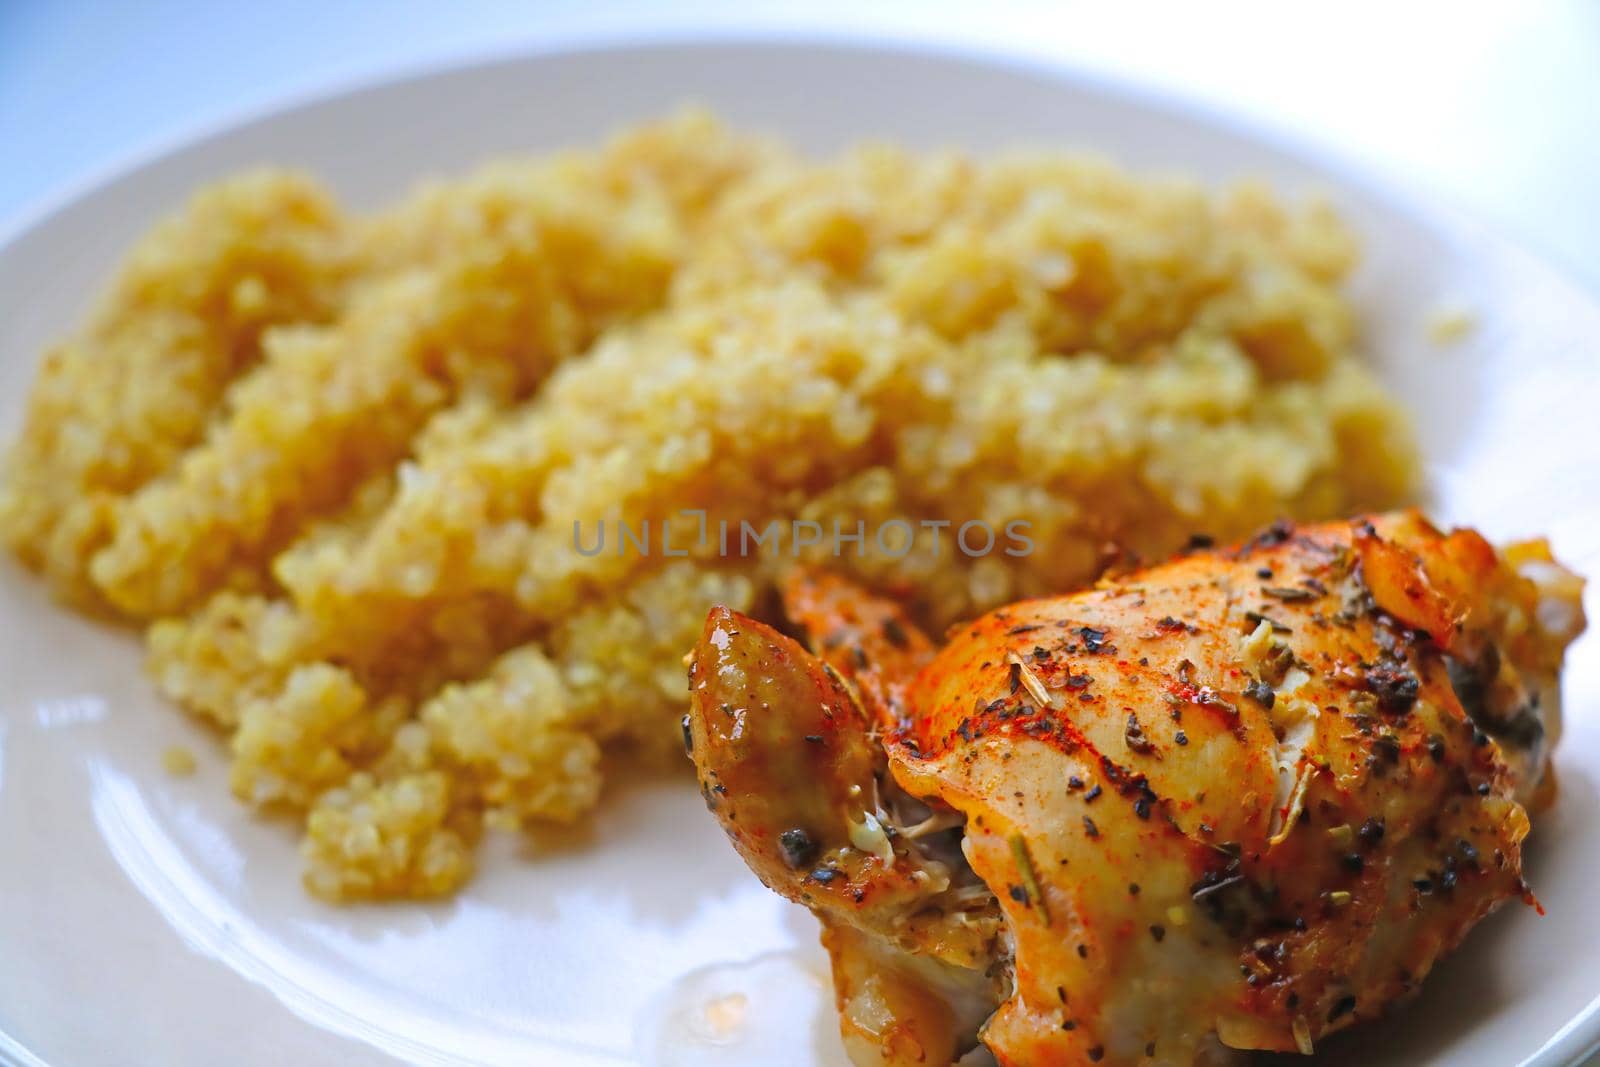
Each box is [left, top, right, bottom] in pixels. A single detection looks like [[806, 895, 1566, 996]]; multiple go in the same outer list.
[[685, 511, 1585, 1066]]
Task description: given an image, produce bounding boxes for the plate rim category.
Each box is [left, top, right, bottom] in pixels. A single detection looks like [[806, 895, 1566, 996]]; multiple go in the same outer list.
[[5, 27, 1599, 310], [2, 30, 1597, 1067]]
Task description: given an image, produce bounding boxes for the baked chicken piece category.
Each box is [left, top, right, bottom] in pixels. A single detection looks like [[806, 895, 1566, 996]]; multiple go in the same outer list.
[[685, 511, 1584, 1066]]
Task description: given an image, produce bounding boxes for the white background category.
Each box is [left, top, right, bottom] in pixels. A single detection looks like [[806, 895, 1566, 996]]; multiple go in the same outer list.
[[3, 0, 1600, 295]]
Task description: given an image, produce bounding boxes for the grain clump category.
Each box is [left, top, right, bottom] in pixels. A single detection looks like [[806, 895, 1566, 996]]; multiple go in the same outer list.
[[0, 112, 1416, 899]]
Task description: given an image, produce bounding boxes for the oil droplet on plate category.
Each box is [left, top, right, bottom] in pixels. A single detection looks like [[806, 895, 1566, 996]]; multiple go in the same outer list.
[[634, 950, 852, 1067], [700, 992, 748, 1041]]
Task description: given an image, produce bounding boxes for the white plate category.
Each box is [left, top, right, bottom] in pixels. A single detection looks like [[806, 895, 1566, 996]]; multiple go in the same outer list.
[[2, 36, 1599, 1067]]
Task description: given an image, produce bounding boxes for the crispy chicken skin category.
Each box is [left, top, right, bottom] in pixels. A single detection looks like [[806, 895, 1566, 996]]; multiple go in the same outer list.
[[686, 511, 1585, 1066]]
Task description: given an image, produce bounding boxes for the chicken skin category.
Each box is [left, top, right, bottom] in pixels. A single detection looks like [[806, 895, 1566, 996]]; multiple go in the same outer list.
[[685, 511, 1584, 1066]]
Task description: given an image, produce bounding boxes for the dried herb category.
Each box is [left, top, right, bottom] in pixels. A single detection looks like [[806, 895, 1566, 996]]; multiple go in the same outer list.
[[1009, 834, 1051, 924], [1124, 713, 1155, 754]]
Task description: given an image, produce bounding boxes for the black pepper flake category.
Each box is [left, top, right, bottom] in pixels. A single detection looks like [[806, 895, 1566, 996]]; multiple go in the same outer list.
[[1061, 1019, 1077, 1031], [1083, 816, 1100, 838], [804, 734, 823, 744], [1257, 567, 1274, 579], [1342, 852, 1365, 874], [779, 828, 818, 869], [1185, 533, 1215, 550], [1068, 775, 1085, 790], [882, 618, 910, 648], [1077, 943, 1089, 958], [1358, 817, 1386, 846], [1088, 1045, 1105, 1062], [681, 713, 694, 756], [1150, 924, 1166, 942], [1008, 661, 1022, 694], [1250, 520, 1294, 549], [1009, 884, 1028, 903], [810, 865, 840, 884], [1367, 665, 1420, 714], [1263, 585, 1316, 602], [1085, 784, 1103, 803], [1077, 626, 1111, 653], [1133, 797, 1152, 820], [1128, 882, 1140, 896], [1175, 730, 1189, 746], [1427, 735, 1446, 762], [1244, 678, 1276, 709]]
